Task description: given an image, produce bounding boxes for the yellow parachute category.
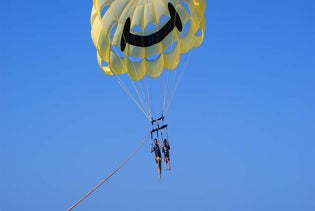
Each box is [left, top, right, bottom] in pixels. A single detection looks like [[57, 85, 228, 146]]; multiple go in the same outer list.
[[90, 0, 205, 120]]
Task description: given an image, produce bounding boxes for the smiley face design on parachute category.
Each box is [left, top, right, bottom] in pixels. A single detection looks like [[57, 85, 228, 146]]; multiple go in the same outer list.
[[120, 3, 182, 51], [91, 0, 205, 81]]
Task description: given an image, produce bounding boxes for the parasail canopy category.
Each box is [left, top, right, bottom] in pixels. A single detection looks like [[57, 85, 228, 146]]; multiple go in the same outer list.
[[90, 0, 206, 120]]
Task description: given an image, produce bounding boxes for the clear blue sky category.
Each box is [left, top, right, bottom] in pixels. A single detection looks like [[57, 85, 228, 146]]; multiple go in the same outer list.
[[1, 0, 314, 210]]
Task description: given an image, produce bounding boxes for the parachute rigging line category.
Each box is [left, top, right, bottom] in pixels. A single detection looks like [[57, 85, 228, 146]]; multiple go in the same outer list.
[[114, 74, 151, 120], [165, 50, 193, 115], [67, 133, 151, 211], [106, 5, 153, 120]]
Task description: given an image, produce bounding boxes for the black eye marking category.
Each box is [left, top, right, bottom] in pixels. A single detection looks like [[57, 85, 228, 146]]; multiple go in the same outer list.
[[120, 3, 182, 52]]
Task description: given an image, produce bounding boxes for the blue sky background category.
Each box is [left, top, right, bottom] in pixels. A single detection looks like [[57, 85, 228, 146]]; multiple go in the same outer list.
[[1, 0, 314, 210]]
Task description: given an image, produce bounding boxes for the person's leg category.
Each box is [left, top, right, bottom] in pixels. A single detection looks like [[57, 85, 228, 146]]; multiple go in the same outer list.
[[158, 157, 162, 179], [167, 156, 171, 170], [164, 156, 168, 169], [164, 157, 168, 170]]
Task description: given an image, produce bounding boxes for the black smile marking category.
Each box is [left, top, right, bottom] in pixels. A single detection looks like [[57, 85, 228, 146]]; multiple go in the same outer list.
[[120, 3, 182, 51]]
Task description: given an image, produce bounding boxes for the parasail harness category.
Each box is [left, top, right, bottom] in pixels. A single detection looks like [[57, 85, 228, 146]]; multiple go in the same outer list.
[[150, 115, 168, 141]]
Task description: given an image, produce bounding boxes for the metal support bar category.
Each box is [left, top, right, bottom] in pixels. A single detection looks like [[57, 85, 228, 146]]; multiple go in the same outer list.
[[151, 124, 168, 138], [151, 115, 165, 125]]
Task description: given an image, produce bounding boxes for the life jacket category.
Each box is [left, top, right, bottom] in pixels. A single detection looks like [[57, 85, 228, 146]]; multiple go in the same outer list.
[[153, 144, 161, 157], [163, 143, 170, 153]]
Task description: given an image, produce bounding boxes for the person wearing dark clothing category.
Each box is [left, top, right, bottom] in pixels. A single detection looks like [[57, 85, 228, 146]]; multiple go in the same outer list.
[[162, 139, 171, 170], [151, 138, 162, 179]]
